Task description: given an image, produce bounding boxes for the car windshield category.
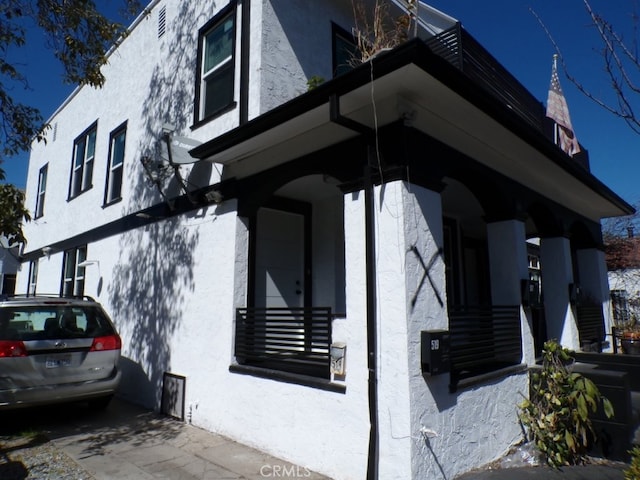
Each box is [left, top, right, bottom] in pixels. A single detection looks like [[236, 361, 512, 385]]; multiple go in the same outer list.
[[0, 306, 115, 340]]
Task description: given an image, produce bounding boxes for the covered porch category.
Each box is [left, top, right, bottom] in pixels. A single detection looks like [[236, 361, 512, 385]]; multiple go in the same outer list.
[[188, 34, 632, 480]]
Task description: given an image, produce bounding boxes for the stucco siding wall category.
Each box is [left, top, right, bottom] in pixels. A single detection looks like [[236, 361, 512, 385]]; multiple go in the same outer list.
[[384, 181, 525, 479], [260, 0, 353, 114], [21, 0, 243, 256]]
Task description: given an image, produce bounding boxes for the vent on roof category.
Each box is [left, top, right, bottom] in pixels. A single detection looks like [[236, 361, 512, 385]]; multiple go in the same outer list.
[[158, 5, 166, 38]]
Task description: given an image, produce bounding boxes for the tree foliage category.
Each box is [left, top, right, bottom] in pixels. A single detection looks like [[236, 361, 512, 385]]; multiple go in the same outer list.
[[0, 184, 30, 246], [0, 0, 141, 244]]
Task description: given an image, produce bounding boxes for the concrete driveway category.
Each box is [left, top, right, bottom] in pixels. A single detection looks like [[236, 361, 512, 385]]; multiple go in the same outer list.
[[0, 398, 329, 479]]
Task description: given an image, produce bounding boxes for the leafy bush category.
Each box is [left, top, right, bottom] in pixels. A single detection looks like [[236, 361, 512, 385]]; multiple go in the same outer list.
[[519, 340, 614, 467], [625, 446, 640, 480]]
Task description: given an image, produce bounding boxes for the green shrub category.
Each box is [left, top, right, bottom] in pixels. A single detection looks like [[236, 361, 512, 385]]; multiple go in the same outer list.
[[306, 76, 325, 91], [625, 446, 640, 480], [518, 340, 614, 467]]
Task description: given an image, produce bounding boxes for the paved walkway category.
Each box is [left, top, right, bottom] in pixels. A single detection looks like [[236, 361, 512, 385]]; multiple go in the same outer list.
[[455, 464, 626, 479], [2, 397, 630, 479], [45, 398, 330, 480]]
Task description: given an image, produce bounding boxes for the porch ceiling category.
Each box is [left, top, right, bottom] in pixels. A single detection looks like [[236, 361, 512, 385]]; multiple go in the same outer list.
[[191, 40, 632, 222]]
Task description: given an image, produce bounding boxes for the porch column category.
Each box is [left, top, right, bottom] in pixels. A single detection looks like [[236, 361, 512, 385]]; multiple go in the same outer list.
[[486, 220, 535, 365], [576, 248, 613, 349], [400, 182, 448, 480], [539, 237, 580, 350]]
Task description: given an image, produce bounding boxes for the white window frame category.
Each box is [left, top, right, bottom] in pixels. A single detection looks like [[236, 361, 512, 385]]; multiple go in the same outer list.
[[62, 246, 87, 297], [69, 124, 97, 198], [196, 6, 236, 122]]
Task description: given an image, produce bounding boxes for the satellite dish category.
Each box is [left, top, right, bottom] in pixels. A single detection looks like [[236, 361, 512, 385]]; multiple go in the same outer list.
[[160, 134, 202, 165]]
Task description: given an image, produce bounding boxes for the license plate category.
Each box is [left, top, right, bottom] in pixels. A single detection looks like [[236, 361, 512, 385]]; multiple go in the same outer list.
[[45, 355, 72, 368]]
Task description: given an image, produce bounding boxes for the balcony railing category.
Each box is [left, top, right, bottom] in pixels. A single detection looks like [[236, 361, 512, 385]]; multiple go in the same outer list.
[[425, 25, 590, 170], [449, 305, 522, 389], [235, 307, 332, 379]]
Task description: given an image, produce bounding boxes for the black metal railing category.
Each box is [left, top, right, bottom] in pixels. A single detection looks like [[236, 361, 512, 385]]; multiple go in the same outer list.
[[449, 305, 522, 387], [235, 307, 332, 378], [426, 24, 546, 133], [425, 25, 590, 170], [576, 304, 606, 352]]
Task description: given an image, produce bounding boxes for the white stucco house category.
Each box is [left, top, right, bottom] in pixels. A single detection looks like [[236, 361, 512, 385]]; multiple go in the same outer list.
[[18, 1, 633, 478]]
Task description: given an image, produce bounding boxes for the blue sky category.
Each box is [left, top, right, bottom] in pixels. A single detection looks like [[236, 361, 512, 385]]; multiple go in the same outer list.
[[427, 0, 640, 206], [4, 1, 640, 209]]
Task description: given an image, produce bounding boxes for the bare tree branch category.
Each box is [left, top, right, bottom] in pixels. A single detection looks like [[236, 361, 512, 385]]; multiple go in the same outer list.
[[531, 0, 640, 135]]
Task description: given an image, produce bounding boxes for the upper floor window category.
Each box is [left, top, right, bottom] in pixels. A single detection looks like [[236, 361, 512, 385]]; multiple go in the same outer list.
[[332, 24, 358, 77], [61, 246, 87, 296], [104, 122, 126, 205], [35, 164, 48, 218], [195, 6, 236, 123], [69, 123, 97, 199]]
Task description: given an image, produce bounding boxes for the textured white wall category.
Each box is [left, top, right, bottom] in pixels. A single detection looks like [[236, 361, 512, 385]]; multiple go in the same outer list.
[[260, 0, 353, 113], [17, 1, 534, 479], [375, 182, 526, 480]]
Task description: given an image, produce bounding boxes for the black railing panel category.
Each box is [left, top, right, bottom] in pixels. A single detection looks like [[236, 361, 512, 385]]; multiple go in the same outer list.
[[449, 305, 522, 387], [426, 26, 547, 139], [235, 307, 332, 378]]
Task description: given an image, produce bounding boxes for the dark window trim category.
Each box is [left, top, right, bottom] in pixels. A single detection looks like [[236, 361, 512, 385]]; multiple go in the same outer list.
[[103, 120, 127, 207], [450, 363, 527, 393], [443, 217, 461, 306], [34, 163, 48, 219], [229, 364, 346, 393], [68, 121, 98, 201], [192, 2, 238, 127], [331, 22, 358, 78], [239, 0, 250, 124]]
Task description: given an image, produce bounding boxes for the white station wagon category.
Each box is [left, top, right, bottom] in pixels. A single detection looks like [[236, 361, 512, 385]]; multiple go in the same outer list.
[[0, 295, 122, 410]]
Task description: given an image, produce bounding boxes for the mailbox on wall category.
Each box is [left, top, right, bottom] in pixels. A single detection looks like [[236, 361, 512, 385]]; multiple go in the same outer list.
[[421, 330, 450, 376]]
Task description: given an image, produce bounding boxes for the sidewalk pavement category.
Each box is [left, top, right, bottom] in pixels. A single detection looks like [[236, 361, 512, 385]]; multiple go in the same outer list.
[[7, 396, 630, 480], [45, 397, 330, 480]]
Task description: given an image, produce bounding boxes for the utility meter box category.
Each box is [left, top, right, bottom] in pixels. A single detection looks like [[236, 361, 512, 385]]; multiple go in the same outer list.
[[421, 330, 450, 376]]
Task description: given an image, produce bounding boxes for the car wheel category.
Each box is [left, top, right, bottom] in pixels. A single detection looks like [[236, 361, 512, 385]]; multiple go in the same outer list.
[[88, 395, 113, 410]]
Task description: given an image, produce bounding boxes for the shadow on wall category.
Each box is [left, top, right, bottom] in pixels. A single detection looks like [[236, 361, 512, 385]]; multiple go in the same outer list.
[[110, 219, 198, 409], [110, 2, 209, 409]]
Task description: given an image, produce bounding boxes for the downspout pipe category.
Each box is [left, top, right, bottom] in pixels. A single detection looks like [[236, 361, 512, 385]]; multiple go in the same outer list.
[[329, 94, 379, 480], [363, 150, 379, 480]]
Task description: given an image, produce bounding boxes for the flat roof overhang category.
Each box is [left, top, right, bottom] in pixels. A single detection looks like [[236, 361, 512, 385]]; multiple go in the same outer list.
[[191, 39, 634, 221]]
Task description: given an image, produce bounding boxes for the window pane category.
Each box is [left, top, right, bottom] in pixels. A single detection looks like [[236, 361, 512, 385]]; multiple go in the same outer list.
[[35, 165, 47, 217], [82, 158, 94, 191], [334, 34, 358, 76], [203, 16, 234, 73], [204, 65, 234, 118], [86, 129, 96, 160], [74, 140, 85, 168], [112, 131, 125, 167], [64, 254, 75, 280], [109, 165, 123, 201]]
